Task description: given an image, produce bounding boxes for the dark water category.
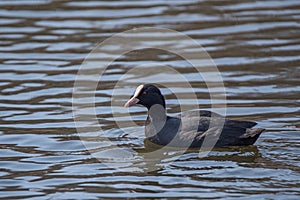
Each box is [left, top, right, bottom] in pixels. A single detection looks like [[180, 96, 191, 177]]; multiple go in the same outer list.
[[1, 0, 300, 199]]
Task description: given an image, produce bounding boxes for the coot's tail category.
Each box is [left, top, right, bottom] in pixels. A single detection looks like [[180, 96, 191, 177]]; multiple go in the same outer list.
[[239, 128, 265, 145]]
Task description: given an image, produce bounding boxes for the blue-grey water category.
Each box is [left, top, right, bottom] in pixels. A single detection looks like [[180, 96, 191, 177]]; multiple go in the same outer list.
[[0, 0, 299, 199]]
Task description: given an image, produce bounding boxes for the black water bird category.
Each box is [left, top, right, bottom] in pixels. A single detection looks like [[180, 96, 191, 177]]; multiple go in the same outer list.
[[124, 84, 265, 148]]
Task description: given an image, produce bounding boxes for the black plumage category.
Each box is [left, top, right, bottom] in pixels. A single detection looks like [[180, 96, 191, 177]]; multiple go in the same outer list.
[[124, 84, 265, 148]]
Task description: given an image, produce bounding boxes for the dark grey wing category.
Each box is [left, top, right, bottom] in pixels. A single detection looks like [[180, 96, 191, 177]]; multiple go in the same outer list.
[[180, 110, 257, 128], [178, 110, 256, 128], [177, 110, 224, 118], [179, 115, 261, 147], [225, 119, 257, 129]]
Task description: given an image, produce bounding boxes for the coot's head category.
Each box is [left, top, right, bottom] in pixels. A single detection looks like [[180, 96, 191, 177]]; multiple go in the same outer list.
[[124, 84, 166, 109]]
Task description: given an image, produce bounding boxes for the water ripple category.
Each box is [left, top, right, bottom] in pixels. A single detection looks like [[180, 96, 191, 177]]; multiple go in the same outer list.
[[0, 0, 299, 199]]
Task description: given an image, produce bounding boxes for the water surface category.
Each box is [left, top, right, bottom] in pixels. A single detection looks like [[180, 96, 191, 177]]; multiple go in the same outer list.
[[0, 0, 299, 199]]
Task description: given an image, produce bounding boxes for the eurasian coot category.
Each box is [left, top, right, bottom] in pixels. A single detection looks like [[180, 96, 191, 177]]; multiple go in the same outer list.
[[124, 84, 265, 148]]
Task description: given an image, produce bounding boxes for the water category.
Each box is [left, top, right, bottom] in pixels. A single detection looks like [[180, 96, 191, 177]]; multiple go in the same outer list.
[[0, 0, 300, 199]]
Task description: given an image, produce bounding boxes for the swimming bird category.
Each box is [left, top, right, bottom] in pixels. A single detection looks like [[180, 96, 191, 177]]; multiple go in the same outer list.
[[124, 84, 265, 148]]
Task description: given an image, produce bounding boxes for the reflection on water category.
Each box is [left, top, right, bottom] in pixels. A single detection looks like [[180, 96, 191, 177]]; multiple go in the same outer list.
[[0, 0, 299, 199]]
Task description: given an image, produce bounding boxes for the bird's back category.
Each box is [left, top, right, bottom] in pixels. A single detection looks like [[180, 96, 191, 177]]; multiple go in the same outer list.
[[146, 110, 264, 148]]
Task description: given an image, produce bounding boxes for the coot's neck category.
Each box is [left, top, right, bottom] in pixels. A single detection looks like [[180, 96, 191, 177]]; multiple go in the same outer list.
[[146, 104, 167, 137], [147, 104, 167, 123]]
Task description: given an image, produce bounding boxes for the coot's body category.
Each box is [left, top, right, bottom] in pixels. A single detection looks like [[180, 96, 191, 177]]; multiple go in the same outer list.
[[125, 84, 264, 148]]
